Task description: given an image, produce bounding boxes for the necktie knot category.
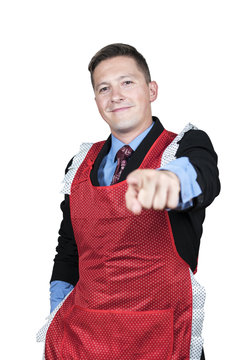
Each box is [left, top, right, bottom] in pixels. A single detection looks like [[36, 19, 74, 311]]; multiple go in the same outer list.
[[111, 145, 133, 185], [116, 145, 133, 161]]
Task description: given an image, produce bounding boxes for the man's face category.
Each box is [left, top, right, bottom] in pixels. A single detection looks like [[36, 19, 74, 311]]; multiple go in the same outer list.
[[93, 56, 158, 138]]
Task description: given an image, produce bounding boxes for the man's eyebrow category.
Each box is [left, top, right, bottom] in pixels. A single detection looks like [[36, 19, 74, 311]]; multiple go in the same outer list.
[[95, 74, 136, 90]]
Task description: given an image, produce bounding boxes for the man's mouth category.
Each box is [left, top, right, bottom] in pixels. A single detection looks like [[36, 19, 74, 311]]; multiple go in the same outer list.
[[111, 106, 132, 112]]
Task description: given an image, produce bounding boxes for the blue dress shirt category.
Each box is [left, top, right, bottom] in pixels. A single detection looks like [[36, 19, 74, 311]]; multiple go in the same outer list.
[[50, 121, 202, 312]]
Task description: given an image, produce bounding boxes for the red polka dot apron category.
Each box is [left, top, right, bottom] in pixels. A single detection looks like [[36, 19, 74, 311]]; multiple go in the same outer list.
[[44, 129, 204, 360]]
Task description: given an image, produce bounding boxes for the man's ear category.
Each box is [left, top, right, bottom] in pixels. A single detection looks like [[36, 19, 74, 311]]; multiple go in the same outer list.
[[149, 81, 158, 103]]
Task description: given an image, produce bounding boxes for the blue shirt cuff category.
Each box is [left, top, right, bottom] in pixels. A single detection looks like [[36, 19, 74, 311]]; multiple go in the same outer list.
[[50, 280, 74, 313], [158, 157, 202, 210]]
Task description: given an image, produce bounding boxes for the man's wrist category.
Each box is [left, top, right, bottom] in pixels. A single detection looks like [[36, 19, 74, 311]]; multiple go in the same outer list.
[[50, 280, 74, 313]]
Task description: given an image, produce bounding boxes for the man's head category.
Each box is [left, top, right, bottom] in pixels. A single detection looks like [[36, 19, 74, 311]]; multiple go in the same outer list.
[[88, 43, 158, 142], [88, 43, 151, 89]]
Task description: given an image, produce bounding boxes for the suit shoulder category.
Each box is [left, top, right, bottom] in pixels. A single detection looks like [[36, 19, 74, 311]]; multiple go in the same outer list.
[[177, 128, 217, 157]]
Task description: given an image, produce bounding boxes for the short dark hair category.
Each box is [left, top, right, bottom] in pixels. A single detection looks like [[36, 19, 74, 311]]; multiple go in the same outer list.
[[88, 43, 151, 89]]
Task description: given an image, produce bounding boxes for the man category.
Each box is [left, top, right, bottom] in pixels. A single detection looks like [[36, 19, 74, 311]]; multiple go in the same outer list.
[[37, 43, 220, 360]]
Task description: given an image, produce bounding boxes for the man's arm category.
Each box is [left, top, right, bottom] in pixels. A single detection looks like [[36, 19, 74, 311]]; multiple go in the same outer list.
[[50, 193, 79, 285], [175, 129, 220, 209], [158, 156, 202, 210], [125, 129, 220, 213], [49, 158, 79, 312]]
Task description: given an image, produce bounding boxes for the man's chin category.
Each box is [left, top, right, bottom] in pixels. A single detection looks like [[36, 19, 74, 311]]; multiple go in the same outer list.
[[111, 119, 137, 134]]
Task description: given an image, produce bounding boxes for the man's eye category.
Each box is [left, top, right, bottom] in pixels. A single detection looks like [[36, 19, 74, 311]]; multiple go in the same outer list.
[[124, 81, 133, 85], [99, 87, 108, 93]]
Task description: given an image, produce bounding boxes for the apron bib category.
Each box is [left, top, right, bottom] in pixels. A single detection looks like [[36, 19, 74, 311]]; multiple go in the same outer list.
[[45, 129, 203, 360]]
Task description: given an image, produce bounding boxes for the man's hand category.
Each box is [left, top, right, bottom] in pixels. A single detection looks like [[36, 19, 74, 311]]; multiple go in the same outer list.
[[125, 169, 181, 214]]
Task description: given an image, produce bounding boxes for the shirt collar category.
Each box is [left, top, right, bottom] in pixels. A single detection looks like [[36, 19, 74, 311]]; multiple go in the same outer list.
[[109, 121, 155, 162]]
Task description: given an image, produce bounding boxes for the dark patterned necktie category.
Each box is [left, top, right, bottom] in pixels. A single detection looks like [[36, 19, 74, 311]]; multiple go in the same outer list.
[[110, 145, 134, 185]]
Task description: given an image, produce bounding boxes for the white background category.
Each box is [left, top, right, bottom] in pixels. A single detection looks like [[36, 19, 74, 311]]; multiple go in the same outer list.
[[1, 1, 239, 358]]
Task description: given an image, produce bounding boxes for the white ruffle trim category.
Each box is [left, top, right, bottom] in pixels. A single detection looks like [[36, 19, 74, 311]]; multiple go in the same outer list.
[[161, 123, 198, 167], [36, 290, 74, 360], [61, 143, 94, 195], [36, 289, 73, 343], [189, 269, 206, 360]]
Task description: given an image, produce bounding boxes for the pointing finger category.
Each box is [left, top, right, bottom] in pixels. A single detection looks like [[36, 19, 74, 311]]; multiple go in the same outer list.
[[126, 172, 143, 214]]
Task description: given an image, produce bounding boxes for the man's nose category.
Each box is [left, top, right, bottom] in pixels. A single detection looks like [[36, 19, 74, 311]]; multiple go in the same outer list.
[[111, 86, 125, 102]]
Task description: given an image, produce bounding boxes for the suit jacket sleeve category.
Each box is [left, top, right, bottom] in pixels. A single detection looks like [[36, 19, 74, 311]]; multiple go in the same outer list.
[[175, 129, 220, 209], [50, 158, 79, 286]]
